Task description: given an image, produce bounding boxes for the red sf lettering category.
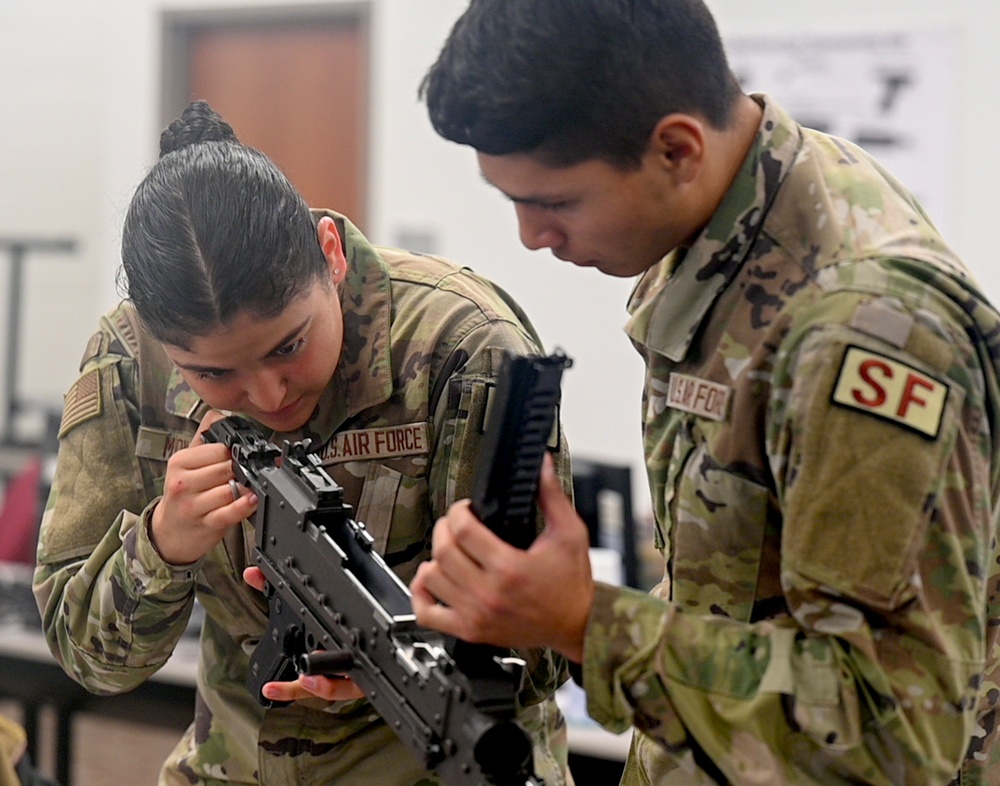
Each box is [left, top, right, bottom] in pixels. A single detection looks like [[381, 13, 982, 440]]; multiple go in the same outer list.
[[833, 346, 947, 439], [897, 373, 934, 418], [693, 384, 706, 409], [853, 359, 892, 407]]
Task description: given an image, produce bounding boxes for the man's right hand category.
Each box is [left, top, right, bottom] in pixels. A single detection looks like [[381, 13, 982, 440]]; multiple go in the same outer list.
[[411, 453, 594, 663]]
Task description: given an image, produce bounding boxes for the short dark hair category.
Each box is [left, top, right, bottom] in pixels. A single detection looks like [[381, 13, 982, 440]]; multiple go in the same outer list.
[[420, 0, 742, 168], [119, 100, 328, 346]]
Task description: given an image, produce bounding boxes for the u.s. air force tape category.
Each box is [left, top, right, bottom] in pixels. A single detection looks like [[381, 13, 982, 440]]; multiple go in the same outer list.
[[831, 345, 948, 439], [316, 422, 430, 464]]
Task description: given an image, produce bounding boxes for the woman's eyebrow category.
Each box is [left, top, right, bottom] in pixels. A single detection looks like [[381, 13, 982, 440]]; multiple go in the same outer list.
[[173, 318, 310, 374], [262, 318, 310, 357]]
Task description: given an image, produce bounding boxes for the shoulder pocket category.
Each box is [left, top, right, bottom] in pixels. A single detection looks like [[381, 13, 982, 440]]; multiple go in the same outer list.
[[780, 328, 964, 608]]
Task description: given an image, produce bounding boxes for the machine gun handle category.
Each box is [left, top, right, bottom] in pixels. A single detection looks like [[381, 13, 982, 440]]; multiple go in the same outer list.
[[470, 350, 572, 549], [247, 585, 306, 709]]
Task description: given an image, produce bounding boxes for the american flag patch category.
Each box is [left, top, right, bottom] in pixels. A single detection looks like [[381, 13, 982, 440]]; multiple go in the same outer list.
[[58, 369, 102, 438]]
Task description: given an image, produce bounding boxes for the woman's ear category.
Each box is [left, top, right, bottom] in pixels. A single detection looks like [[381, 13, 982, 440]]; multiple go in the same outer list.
[[317, 216, 348, 285]]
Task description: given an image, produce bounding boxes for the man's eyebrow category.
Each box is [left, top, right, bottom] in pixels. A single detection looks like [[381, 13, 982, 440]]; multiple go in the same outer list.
[[511, 194, 562, 207], [478, 174, 564, 207], [173, 318, 310, 374]]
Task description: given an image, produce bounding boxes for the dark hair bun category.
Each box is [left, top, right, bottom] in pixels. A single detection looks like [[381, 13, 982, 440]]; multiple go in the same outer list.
[[159, 100, 239, 157]]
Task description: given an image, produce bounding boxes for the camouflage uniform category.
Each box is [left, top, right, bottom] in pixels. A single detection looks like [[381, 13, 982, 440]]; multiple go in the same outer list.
[[33, 213, 572, 786], [581, 95, 1000, 784]]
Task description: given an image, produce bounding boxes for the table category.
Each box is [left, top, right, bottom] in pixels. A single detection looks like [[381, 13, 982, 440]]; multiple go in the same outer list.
[[0, 586, 629, 786], [0, 625, 198, 786]]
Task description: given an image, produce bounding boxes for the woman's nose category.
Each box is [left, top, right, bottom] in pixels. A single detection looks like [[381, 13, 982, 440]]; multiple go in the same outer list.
[[245, 370, 287, 412]]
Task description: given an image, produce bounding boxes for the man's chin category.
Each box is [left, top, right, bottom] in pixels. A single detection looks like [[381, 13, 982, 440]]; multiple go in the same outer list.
[[554, 252, 597, 268], [552, 251, 648, 277]]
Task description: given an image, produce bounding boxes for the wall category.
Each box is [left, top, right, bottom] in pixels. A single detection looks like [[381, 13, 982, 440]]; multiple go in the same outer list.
[[2, 0, 999, 520]]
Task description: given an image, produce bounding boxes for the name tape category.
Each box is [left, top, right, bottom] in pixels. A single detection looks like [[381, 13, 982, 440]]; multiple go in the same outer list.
[[135, 426, 192, 461], [666, 373, 732, 422], [135, 422, 431, 464]]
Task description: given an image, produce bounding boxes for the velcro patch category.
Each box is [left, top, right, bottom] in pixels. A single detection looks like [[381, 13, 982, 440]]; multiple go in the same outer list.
[[479, 382, 496, 435], [666, 373, 732, 422], [59, 369, 102, 438], [317, 422, 429, 464], [831, 345, 948, 439], [479, 382, 562, 448]]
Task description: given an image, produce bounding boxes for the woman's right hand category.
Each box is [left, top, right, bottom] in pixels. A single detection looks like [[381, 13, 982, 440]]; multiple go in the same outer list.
[[149, 410, 258, 565]]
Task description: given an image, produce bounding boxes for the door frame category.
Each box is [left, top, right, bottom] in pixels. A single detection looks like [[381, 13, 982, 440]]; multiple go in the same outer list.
[[159, 2, 372, 219]]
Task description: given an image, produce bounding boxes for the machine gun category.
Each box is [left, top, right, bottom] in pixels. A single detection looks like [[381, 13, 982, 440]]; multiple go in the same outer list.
[[470, 349, 572, 547], [204, 349, 571, 786], [449, 350, 573, 673]]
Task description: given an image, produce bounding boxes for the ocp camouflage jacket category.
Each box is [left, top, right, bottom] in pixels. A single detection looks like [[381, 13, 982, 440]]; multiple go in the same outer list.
[[585, 96, 1000, 786], [34, 213, 572, 786]]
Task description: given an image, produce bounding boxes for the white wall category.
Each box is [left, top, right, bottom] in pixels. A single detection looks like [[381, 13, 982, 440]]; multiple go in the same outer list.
[[2, 0, 1000, 520]]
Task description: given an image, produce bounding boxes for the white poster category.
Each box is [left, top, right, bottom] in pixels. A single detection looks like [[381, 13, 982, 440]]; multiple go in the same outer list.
[[726, 29, 956, 236]]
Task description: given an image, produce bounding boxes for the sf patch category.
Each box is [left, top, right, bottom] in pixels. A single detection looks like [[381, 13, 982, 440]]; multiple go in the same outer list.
[[831, 345, 948, 439]]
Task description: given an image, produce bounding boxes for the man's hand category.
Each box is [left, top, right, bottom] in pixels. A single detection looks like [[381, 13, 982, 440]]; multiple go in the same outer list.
[[242, 567, 365, 702], [411, 454, 595, 663], [149, 410, 259, 565]]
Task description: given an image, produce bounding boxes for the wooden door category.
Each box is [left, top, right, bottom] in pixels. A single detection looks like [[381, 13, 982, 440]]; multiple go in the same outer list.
[[163, 7, 369, 230]]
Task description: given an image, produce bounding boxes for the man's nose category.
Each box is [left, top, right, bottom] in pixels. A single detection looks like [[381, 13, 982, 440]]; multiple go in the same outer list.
[[515, 204, 564, 251]]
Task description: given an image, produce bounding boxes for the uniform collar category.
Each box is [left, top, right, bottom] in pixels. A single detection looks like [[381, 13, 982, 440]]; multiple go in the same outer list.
[[163, 210, 394, 444], [624, 94, 803, 361], [298, 211, 393, 444]]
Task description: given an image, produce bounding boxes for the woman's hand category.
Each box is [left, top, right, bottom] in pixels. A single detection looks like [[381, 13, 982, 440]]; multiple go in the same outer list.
[[243, 566, 366, 703], [149, 410, 258, 565]]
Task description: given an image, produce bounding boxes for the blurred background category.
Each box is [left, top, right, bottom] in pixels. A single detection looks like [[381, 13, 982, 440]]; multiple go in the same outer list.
[[1, 0, 999, 528], [0, 1, 999, 782]]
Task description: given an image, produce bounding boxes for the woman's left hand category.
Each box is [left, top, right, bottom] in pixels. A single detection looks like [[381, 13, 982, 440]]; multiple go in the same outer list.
[[242, 566, 366, 702]]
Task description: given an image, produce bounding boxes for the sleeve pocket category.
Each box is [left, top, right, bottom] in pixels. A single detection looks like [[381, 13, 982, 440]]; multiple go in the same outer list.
[[781, 333, 964, 609]]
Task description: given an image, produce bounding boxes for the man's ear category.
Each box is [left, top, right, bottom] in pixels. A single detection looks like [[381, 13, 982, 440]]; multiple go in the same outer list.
[[317, 216, 348, 284], [648, 114, 706, 184]]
